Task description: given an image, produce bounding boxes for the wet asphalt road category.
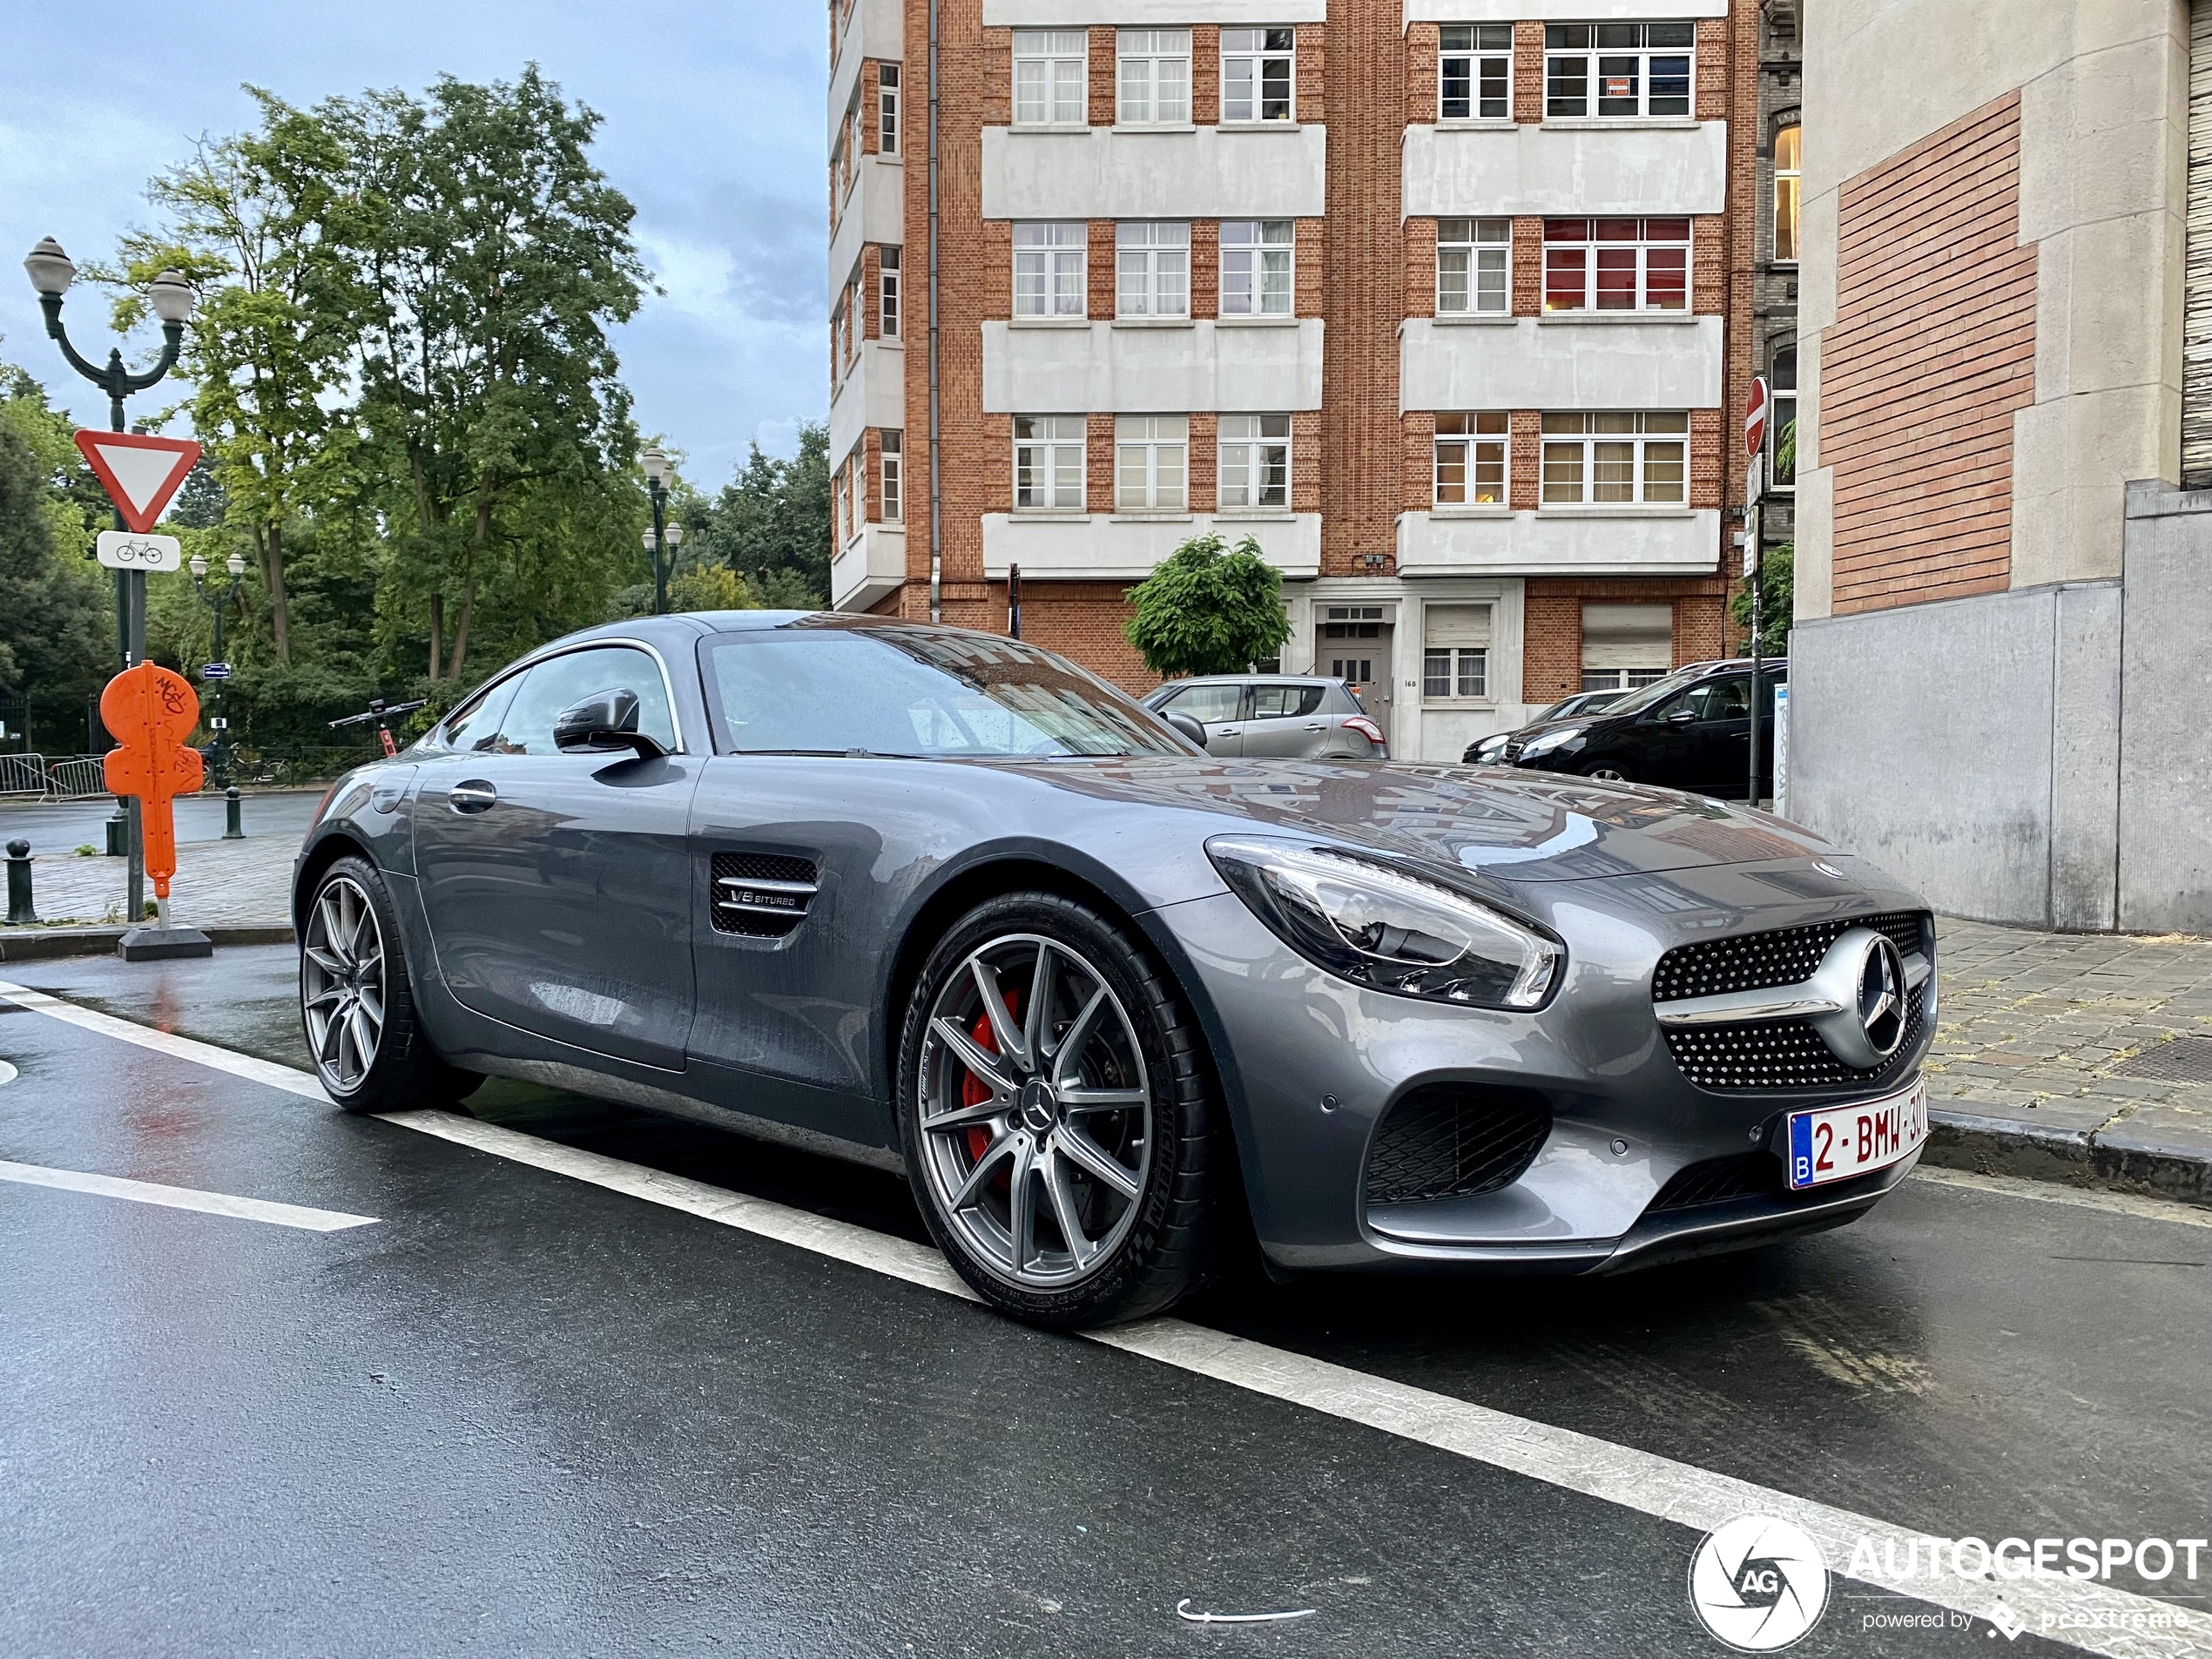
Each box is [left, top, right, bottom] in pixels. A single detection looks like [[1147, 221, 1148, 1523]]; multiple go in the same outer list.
[[1, 947, 2208, 1657]]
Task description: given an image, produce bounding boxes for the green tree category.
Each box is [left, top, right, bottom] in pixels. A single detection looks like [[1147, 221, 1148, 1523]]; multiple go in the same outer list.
[[327, 66, 651, 683], [0, 366, 118, 747], [691, 422, 831, 606], [668, 563, 752, 612], [1731, 540, 1794, 658], [1124, 534, 1291, 678]]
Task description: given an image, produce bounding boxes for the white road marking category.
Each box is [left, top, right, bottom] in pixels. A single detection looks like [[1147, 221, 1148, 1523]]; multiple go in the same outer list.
[[1912, 1163, 2212, 1231], [0, 1158, 377, 1231], [0, 982, 2204, 1657]]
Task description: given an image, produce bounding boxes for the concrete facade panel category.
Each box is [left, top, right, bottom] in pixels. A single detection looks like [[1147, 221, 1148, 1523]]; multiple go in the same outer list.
[[981, 320, 1325, 412], [2117, 482, 2212, 932], [830, 157, 907, 293], [1403, 0, 1727, 17], [981, 511, 1322, 578], [985, 0, 1325, 20], [1402, 123, 1730, 219], [1395, 509, 1721, 577], [830, 341, 908, 468], [830, 0, 906, 134], [1399, 316, 1723, 412], [981, 125, 1328, 220], [832, 524, 909, 613]]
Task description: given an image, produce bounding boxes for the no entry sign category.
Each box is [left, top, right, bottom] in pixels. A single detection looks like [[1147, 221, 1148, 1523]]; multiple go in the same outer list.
[[1744, 376, 1770, 459]]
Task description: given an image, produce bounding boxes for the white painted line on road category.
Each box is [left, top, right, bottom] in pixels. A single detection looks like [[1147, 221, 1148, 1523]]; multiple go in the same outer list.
[[0, 1158, 377, 1231], [1, 986, 2204, 1658], [1912, 1163, 2212, 1231], [0, 980, 328, 1101]]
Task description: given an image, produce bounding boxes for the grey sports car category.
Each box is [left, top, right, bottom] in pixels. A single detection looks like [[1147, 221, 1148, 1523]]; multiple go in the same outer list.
[[295, 611, 1936, 1327]]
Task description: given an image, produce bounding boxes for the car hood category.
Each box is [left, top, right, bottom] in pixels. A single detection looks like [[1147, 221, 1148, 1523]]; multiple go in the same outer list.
[[997, 757, 1831, 883]]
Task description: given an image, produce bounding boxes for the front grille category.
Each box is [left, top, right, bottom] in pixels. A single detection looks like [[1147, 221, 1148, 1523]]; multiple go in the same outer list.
[[1501, 738, 1526, 762], [710, 851, 819, 938], [1363, 1086, 1551, 1206], [1651, 911, 1927, 1002], [1649, 1151, 1784, 1212]]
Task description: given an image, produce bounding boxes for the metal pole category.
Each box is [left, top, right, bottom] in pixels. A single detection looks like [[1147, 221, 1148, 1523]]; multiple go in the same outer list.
[[650, 481, 669, 616], [5, 840, 36, 925], [1748, 502, 1764, 809]]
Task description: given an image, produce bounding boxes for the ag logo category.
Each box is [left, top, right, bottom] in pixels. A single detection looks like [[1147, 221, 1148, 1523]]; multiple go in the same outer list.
[[1688, 1515, 1830, 1650]]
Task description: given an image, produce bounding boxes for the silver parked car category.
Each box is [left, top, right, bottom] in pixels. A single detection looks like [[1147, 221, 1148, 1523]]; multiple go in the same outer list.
[[296, 614, 1934, 1329], [1142, 674, 1387, 759]]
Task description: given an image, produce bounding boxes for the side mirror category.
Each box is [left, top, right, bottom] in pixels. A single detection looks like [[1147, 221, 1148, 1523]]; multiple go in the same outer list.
[[1665, 708, 1697, 725], [554, 688, 667, 760], [1161, 710, 1209, 750]]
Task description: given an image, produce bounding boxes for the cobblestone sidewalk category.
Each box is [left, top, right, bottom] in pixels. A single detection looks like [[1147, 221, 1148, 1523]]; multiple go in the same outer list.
[[11, 837, 294, 929], [1926, 918, 2212, 1193]]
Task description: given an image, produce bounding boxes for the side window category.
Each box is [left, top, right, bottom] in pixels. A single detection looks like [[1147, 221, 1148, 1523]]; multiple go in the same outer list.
[[440, 676, 522, 753], [494, 646, 678, 755], [1250, 685, 1324, 719], [1161, 683, 1244, 725], [1680, 679, 1750, 722]]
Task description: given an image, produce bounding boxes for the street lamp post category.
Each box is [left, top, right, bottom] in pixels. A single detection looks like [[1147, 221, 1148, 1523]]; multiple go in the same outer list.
[[187, 552, 246, 786], [24, 237, 196, 927], [640, 443, 684, 615]]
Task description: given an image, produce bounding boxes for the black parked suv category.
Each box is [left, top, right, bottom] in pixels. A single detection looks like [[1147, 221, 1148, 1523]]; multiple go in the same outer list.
[[1487, 658, 1786, 799]]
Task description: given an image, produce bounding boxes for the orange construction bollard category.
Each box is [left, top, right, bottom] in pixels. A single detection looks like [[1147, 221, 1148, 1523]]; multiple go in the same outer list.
[[100, 663, 212, 960]]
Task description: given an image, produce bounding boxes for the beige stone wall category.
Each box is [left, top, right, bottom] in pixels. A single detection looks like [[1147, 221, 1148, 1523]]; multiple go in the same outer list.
[[1797, 0, 2188, 621]]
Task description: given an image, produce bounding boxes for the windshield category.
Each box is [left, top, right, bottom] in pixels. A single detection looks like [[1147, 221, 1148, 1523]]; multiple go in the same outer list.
[[1596, 666, 1710, 719], [701, 622, 1190, 759]]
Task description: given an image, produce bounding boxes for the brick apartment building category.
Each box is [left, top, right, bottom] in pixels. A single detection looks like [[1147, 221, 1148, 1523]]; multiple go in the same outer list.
[[826, 0, 1780, 762]]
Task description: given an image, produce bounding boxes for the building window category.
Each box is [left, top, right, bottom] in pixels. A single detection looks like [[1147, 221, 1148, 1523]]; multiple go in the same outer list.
[[877, 64, 900, 155], [1422, 605, 1492, 700], [1773, 123, 1800, 263], [1440, 24, 1513, 120], [1434, 413, 1508, 505], [1544, 22, 1695, 119], [1770, 345, 1797, 490], [881, 430, 902, 523], [1014, 415, 1086, 509], [835, 462, 853, 543], [1014, 222, 1086, 317], [1116, 222, 1190, 319], [1219, 414, 1290, 509], [1221, 219, 1294, 316], [1542, 217, 1690, 312], [880, 246, 900, 337], [1014, 30, 1088, 126], [1540, 412, 1689, 505], [1581, 602, 1672, 691], [832, 299, 851, 380], [1118, 29, 1190, 125], [1222, 28, 1295, 123], [1438, 217, 1510, 315], [1115, 415, 1188, 510]]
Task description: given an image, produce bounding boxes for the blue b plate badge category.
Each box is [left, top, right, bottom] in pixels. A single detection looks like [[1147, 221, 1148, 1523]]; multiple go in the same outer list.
[[1788, 1079, 1926, 1190]]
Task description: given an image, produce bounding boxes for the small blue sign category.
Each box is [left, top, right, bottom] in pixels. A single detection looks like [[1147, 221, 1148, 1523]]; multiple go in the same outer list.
[[201, 663, 232, 680]]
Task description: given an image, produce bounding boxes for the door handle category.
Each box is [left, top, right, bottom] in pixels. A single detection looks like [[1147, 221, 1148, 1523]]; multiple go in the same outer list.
[[448, 779, 497, 813], [1304, 722, 1325, 731], [1218, 726, 1241, 736]]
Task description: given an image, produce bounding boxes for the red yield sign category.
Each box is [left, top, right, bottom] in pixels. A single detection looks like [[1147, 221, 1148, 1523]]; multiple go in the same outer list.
[[73, 429, 201, 533]]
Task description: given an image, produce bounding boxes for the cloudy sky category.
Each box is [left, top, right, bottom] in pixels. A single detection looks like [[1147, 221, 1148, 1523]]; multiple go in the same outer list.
[[0, 0, 828, 485]]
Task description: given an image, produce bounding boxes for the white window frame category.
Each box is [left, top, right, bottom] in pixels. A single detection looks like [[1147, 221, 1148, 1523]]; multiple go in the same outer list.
[[1115, 415, 1188, 511], [1115, 221, 1190, 319], [1013, 222, 1087, 318], [1434, 412, 1508, 507], [1116, 29, 1190, 126], [1423, 645, 1490, 700], [1581, 665, 1671, 693], [835, 461, 853, 543], [881, 430, 902, 523], [1440, 24, 1513, 121], [1221, 27, 1295, 124], [1014, 415, 1087, 510], [880, 246, 900, 338], [1220, 220, 1294, 317], [1218, 414, 1290, 510], [1773, 122, 1801, 264], [1540, 412, 1689, 507], [878, 63, 900, 155], [1437, 218, 1510, 316], [1014, 30, 1089, 127], [1541, 217, 1690, 313], [1543, 22, 1696, 120], [1769, 345, 1797, 494]]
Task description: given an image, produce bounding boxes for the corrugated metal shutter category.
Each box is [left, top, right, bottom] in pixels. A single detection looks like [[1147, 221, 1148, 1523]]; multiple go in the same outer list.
[[2184, 2, 2212, 485], [1423, 604, 1491, 648], [1581, 603, 1671, 670]]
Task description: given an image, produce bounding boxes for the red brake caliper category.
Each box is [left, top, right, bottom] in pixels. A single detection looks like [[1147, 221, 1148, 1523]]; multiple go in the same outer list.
[[961, 991, 1022, 1165]]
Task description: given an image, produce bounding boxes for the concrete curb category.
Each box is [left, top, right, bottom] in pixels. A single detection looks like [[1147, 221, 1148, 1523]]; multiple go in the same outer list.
[[0, 924, 293, 961], [1924, 1106, 2212, 1207]]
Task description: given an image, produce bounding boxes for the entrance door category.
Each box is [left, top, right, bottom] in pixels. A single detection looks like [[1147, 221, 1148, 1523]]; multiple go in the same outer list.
[[1318, 605, 1393, 744], [413, 643, 699, 1069]]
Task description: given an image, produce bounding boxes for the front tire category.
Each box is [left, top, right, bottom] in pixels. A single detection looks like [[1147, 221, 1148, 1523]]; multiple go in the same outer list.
[[1581, 759, 1635, 783], [300, 855, 481, 1115], [896, 893, 1220, 1328]]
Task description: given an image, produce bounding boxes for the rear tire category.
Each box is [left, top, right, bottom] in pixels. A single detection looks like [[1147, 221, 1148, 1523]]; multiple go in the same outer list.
[[896, 892, 1221, 1328], [300, 855, 482, 1115]]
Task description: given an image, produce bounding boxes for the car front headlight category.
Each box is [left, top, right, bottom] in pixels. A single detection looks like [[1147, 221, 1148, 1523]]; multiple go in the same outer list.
[[1468, 735, 1508, 764], [1206, 835, 1564, 1010], [1517, 725, 1587, 760]]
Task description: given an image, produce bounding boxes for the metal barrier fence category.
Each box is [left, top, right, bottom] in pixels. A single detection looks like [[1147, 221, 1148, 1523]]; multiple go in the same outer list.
[[0, 753, 46, 798], [44, 757, 111, 800]]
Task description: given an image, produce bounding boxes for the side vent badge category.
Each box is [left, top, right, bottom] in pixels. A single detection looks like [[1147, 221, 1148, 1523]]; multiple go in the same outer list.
[[710, 852, 819, 939]]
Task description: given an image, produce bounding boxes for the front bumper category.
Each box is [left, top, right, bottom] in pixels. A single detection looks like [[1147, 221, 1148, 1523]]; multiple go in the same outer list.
[[1146, 858, 1933, 1275]]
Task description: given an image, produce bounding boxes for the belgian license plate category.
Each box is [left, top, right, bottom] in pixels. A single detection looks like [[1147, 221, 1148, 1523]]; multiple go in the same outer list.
[[1787, 1081, 1927, 1190]]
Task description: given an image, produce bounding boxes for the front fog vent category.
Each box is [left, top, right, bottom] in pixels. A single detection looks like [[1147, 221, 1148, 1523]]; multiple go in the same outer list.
[[711, 852, 819, 938]]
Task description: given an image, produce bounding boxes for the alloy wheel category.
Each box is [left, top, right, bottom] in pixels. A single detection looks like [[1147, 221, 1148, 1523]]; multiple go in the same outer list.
[[302, 876, 387, 1094], [915, 933, 1153, 1289]]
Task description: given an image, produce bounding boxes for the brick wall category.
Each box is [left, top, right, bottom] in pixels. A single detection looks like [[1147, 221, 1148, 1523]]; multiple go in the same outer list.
[[1522, 578, 1731, 703], [1015, 581, 1157, 694], [1822, 91, 2034, 613]]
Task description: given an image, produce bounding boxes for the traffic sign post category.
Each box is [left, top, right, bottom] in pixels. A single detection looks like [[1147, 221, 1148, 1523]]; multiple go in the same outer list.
[[100, 662, 212, 961], [1743, 375, 1770, 811]]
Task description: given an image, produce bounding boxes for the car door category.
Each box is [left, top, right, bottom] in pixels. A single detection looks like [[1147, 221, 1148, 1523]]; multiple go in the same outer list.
[[1240, 683, 1331, 757], [1644, 675, 1750, 794], [1154, 681, 1247, 757], [412, 642, 700, 1069]]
